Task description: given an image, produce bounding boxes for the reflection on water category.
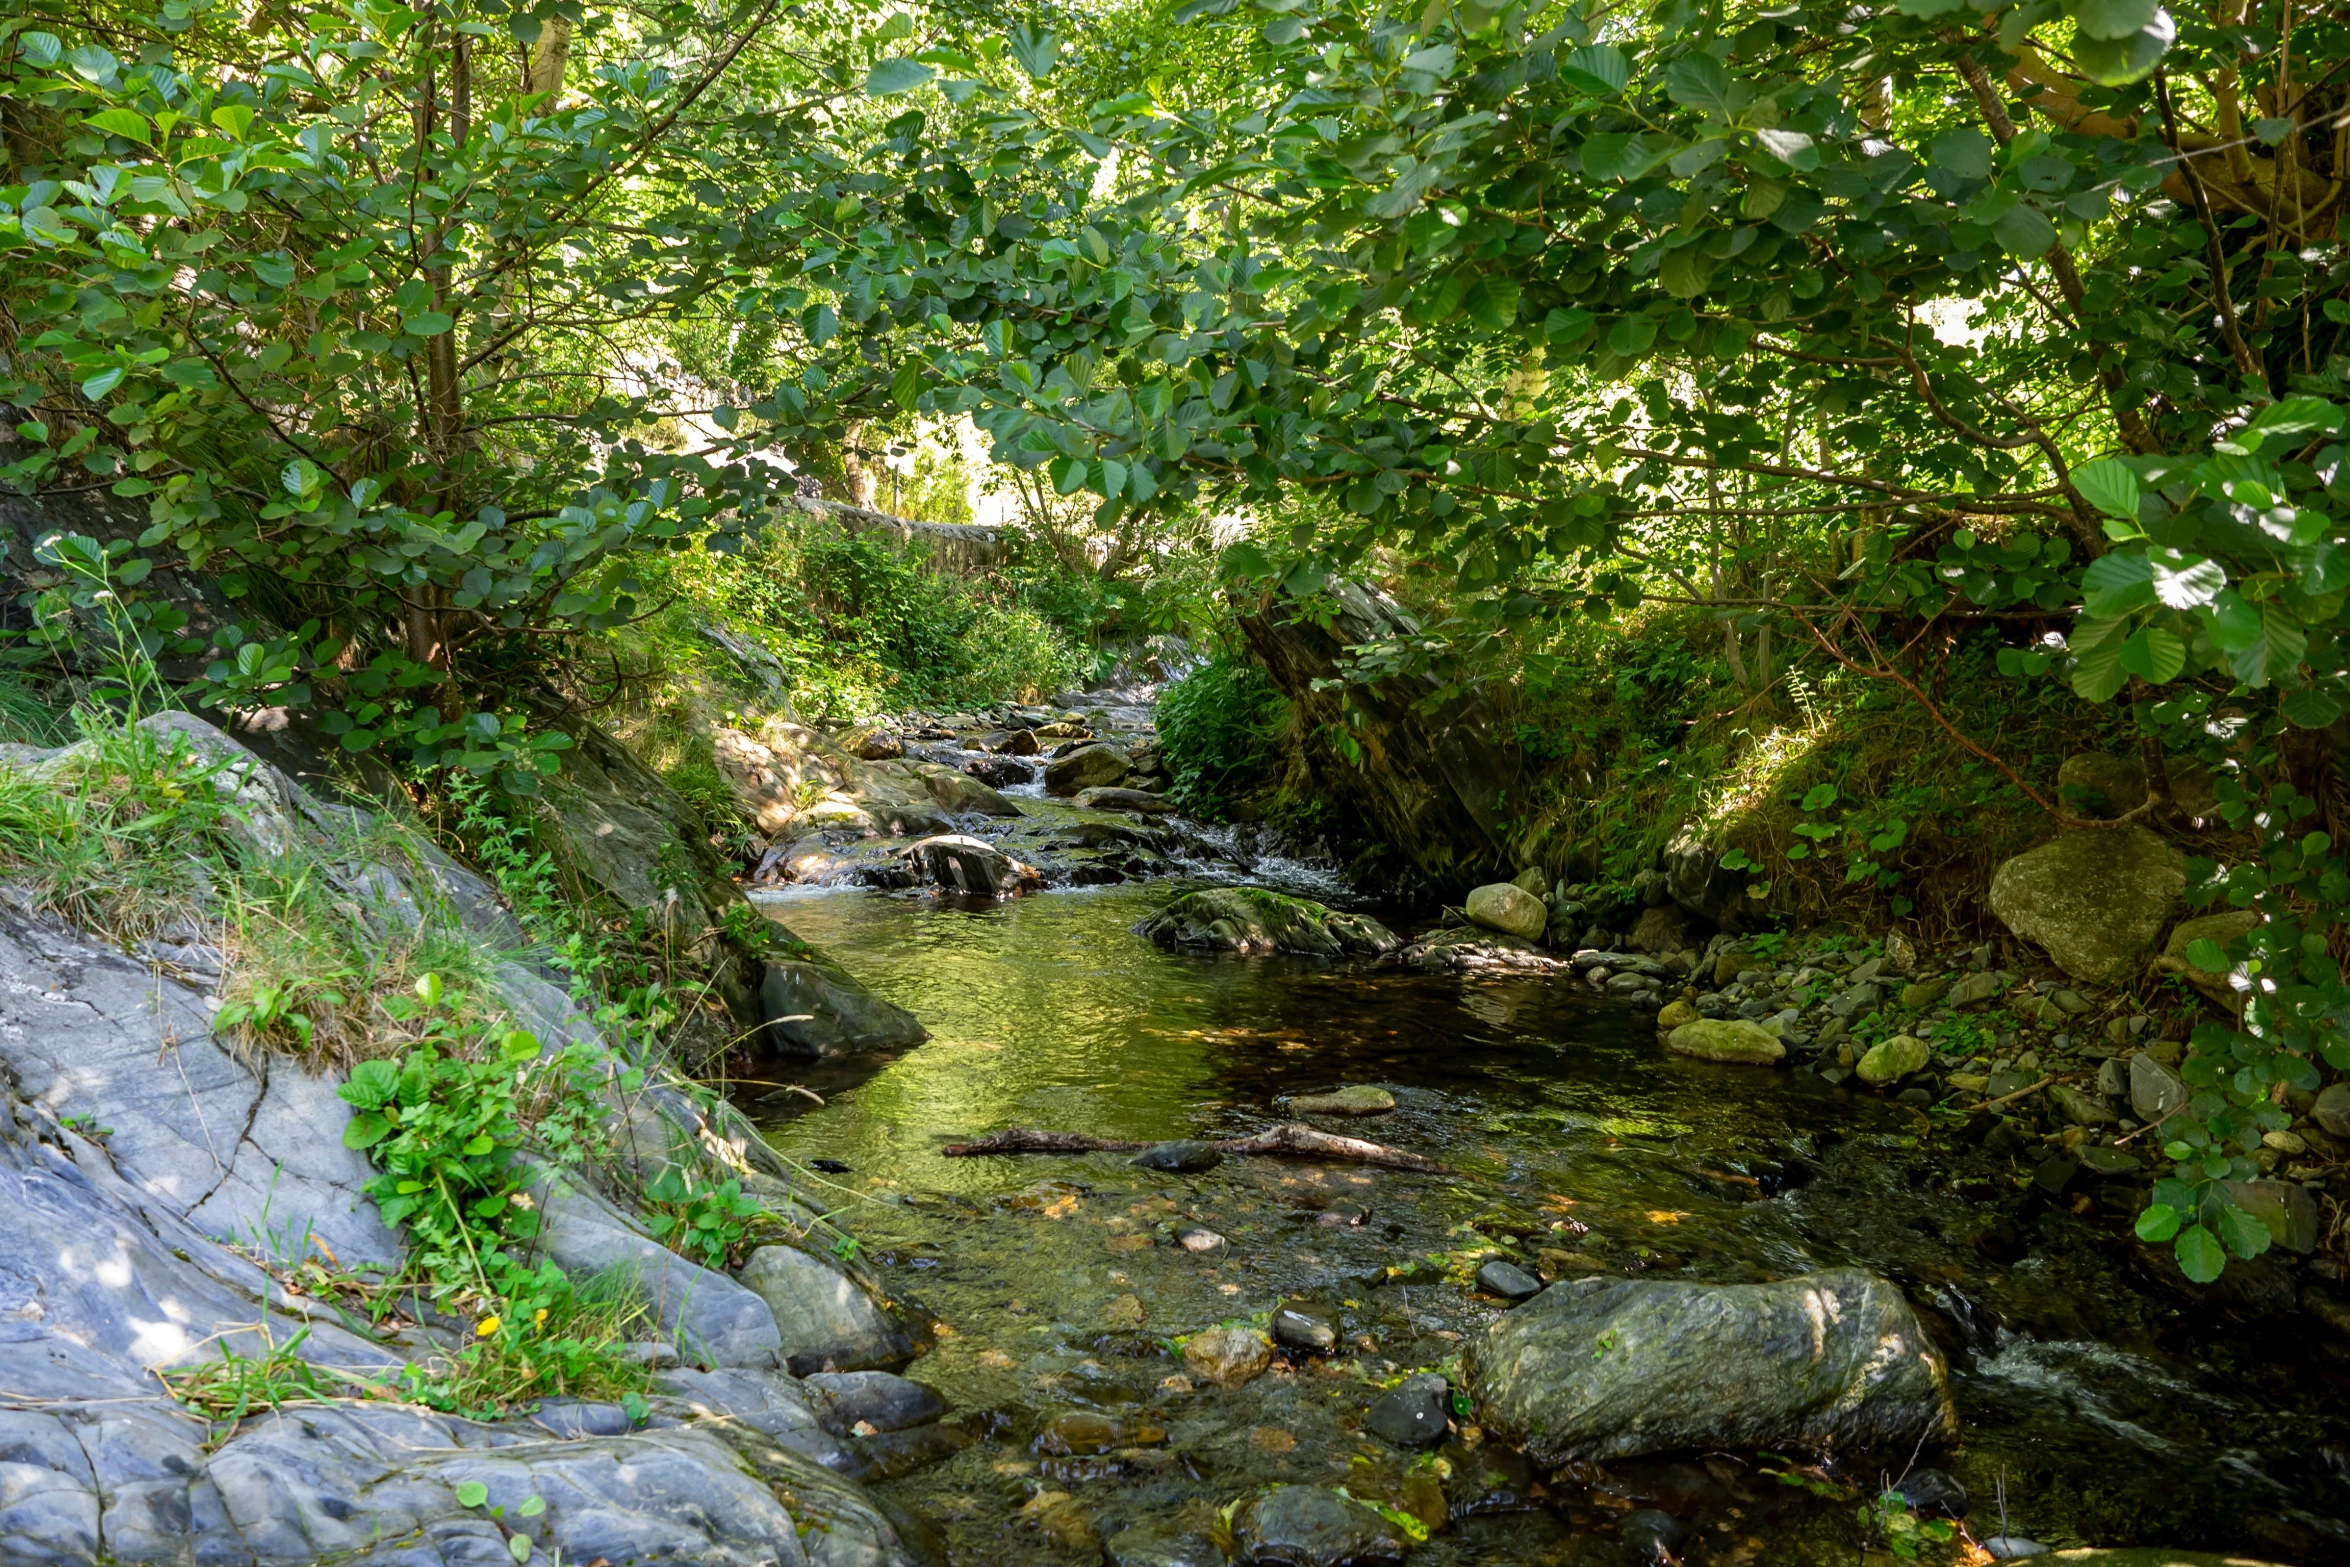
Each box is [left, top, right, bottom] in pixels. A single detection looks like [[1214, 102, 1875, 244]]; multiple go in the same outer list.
[[754, 883, 2350, 1565]]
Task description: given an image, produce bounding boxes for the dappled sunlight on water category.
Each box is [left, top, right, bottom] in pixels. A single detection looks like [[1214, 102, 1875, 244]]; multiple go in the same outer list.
[[753, 884, 2350, 1566]]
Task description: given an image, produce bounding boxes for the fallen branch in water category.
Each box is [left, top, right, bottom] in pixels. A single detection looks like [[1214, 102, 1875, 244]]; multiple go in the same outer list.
[[942, 1121, 1447, 1173]]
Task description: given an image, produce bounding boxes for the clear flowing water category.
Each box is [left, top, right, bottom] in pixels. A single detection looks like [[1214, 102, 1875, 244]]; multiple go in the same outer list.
[[752, 882, 2350, 1566]]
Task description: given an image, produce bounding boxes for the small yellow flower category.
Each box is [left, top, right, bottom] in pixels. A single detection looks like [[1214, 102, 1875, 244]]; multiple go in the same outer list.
[[533, 1309, 548, 1327], [475, 1315, 501, 1337]]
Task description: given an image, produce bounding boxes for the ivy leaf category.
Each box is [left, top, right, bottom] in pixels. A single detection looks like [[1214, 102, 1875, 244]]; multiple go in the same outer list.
[[2072, 458, 2140, 521], [2173, 1222, 2226, 1283], [865, 58, 935, 96]]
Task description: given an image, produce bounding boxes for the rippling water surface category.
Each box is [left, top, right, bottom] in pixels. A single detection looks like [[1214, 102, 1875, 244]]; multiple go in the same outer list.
[[752, 882, 2349, 1566]]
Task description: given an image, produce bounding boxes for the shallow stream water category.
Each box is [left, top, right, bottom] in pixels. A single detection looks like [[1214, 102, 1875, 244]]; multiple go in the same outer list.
[[751, 879, 2350, 1566]]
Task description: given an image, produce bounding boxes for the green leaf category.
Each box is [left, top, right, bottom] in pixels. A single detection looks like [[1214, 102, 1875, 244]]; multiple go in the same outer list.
[[1605, 314, 1658, 355], [2072, 459, 2140, 521], [1663, 54, 1730, 114], [1008, 24, 1061, 78], [1401, 44, 1456, 77], [2184, 937, 2230, 973], [2149, 555, 2225, 609], [402, 311, 454, 337], [79, 367, 124, 401], [2281, 685, 2344, 729], [16, 31, 63, 66], [1558, 44, 1628, 95], [2215, 1201, 2273, 1259], [2173, 1222, 2226, 1283], [2117, 626, 2184, 682], [2074, 0, 2158, 41], [2073, 10, 2174, 86], [1993, 202, 2057, 259], [85, 108, 153, 144], [2069, 618, 2129, 702], [2081, 552, 2154, 617], [1753, 128, 1817, 172], [455, 1481, 490, 1508], [2134, 1203, 2182, 1243], [342, 1112, 391, 1149], [519, 1496, 546, 1518], [865, 58, 935, 95], [509, 1533, 531, 1563]]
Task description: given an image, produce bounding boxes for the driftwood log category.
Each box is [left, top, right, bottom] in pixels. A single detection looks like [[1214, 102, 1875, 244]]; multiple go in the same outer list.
[[941, 1121, 1446, 1174]]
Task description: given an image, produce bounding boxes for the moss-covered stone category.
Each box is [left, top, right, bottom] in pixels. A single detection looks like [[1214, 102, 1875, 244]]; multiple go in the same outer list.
[[1664, 1019, 1785, 1064], [1988, 826, 2185, 985], [1134, 888, 1399, 958], [1465, 882, 1547, 940]]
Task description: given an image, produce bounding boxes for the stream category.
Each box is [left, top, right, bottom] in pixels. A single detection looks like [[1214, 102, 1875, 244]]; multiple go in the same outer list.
[[748, 868, 2350, 1565]]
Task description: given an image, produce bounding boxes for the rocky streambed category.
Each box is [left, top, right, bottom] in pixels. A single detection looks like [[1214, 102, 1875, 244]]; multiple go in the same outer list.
[[745, 879, 2350, 1566]]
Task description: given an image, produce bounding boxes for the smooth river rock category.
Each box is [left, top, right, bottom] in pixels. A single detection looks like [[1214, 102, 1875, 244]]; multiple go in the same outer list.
[[1291, 1085, 1397, 1116], [1475, 1268, 1955, 1463], [1856, 1033, 1929, 1085], [1136, 888, 1400, 958], [1230, 1485, 1408, 1566], [1988, 826, 2186, 984], [737, 1244, 914, 1374], [1664, 1019, 1785, 1065], [1465, 882, 1548, 940], [1184, 1326, 1273, 1385], [1043, 741, 1130, 794], [898, 833, 1041, 896]]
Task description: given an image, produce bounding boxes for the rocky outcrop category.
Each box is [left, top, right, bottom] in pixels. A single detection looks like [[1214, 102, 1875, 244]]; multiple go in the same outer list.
[[1476, 1268, 1954, 1463], [1135, 888, 1399, 958], [760, 954, 928, 1059], [1044, 742, 1130, 795], [1237, 582, 1521, 893], [1989, 827, 2186, 985], [0, 898, 402, 1270]]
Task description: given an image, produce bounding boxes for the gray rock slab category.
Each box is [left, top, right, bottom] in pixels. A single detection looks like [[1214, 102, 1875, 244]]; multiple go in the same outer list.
[[0, 900, 400, 1270], [737, 1245, 913, 1374], [531, 1172, 784, 1368]]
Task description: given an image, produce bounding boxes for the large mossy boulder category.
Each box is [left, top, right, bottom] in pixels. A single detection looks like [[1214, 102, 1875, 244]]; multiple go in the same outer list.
[[1988, 826, 2186, 985], [1664, 1019, 1785, 1064], [1476, 1268, 1954, 1464], [1465, 882, 1547, 940], [1135, 888, 1399, 958]]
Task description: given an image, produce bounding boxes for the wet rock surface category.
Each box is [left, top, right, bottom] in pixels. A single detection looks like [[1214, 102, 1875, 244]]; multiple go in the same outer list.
[[1137, 888, 1400, 958], [1230, 1486, 1408, 1566], [1478, 1268, 1955, 1463]]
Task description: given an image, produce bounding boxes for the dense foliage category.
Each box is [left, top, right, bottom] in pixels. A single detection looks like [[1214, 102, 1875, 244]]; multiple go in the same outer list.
[[8, 0, 2349, 1289]]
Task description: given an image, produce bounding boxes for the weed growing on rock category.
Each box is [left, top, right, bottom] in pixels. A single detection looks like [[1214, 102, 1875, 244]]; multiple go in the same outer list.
[[338, 973, 651, 1414]]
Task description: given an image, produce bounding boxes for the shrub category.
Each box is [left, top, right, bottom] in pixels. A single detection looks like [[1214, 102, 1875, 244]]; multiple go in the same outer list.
[[1156, 652, 1289, 818]]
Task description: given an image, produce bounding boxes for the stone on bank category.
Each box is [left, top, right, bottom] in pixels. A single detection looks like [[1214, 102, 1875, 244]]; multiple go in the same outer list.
[[1464, 881, 1547, 940]]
